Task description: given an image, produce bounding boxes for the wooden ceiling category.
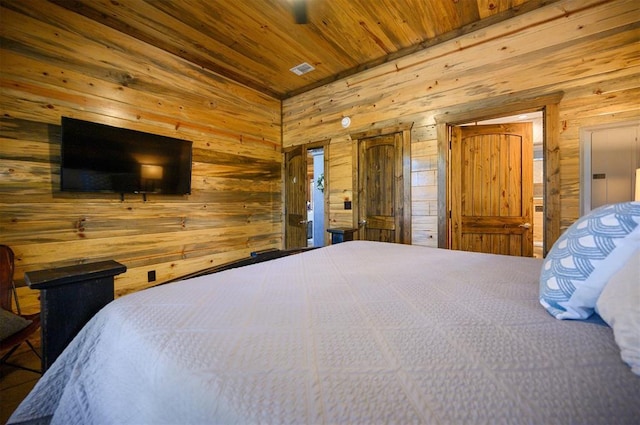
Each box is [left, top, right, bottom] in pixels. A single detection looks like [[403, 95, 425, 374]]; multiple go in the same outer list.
[[51, 0, 557, 99]]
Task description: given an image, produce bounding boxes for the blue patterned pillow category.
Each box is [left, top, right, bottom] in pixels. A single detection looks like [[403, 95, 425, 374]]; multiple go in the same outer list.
[[540, 202, 640, 319]]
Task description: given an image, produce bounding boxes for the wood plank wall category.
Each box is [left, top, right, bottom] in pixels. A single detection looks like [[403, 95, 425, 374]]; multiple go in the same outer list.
[[0, 1, 283, 306], [283, 0, 640, 248]]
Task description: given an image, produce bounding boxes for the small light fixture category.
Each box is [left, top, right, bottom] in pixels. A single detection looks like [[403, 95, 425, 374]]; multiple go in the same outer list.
[[341, 116, 351, 128]]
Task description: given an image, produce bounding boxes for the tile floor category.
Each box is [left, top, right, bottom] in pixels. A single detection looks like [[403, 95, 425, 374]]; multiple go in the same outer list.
[[0, 337, 42, 424]]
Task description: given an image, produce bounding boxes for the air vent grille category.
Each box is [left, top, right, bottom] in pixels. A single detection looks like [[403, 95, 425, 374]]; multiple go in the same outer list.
[[290, 62, 315, 76]]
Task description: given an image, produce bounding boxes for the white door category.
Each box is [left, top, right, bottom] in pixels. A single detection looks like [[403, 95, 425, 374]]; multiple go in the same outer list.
[[587, 124, 640, 211]]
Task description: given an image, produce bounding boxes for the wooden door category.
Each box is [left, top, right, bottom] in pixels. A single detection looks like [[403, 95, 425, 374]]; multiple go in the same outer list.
[[451, 123, 533, 256], [357, 133, 406, 243], [284, 146, 307, 248]]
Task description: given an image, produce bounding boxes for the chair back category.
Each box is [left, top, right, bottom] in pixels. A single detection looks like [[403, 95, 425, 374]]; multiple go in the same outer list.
[[0, 244, 16, 312]]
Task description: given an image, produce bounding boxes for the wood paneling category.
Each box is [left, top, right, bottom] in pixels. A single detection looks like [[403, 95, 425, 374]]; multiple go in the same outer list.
[[45, 0, 550, 99], [1, 0, 638, 317], [283, 0, 640, 248], [0, 3, 282, 301], [325, 137, 353, 230]]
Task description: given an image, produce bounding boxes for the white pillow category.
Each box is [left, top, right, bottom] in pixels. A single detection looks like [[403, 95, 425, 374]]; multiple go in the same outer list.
[[539, 202, 640, 319], [596, 249, 640, 375]]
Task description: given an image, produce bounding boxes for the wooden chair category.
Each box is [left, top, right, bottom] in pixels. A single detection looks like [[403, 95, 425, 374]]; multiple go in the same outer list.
[[0, 244, 41, 374]]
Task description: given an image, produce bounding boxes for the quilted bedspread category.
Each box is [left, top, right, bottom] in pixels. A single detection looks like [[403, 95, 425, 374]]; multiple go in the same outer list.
[[9, 241, 640, 424]]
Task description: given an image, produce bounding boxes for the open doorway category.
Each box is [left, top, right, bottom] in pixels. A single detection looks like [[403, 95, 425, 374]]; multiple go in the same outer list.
[[284, 144, 326, 249], [306, 148, 325, 247], [436, 91, 563, 257]]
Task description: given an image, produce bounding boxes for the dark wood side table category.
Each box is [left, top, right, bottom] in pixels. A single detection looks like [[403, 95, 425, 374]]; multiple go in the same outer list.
[[25, 260, 126, 372], [326, 227, 358, 244]]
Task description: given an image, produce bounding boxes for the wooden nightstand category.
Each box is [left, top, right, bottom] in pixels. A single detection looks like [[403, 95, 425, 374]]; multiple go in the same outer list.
[[25, 260, 126, 372], [326, 227, 358, 244]]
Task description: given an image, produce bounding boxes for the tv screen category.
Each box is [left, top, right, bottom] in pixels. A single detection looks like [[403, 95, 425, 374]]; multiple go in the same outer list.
[[61, 117, 192, 195]]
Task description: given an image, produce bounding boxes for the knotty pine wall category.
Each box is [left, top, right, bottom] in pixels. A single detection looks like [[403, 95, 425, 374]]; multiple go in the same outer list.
[[283, 0, 639, 247], [0, 1, 282, 307]]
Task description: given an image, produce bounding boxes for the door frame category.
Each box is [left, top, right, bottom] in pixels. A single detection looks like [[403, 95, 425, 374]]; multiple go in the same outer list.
[[282, 140, 330, 249], [451, 123, 534, 256], [435, 91, 563, 256], [351, 123, 412, 244]]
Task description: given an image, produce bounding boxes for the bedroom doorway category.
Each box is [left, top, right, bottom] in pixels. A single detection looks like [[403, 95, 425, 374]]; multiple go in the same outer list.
[[284, 144, 326, 249], [437, 92, 562, 257], [450, 121, 534, 257], [307, 147, 325, 247]]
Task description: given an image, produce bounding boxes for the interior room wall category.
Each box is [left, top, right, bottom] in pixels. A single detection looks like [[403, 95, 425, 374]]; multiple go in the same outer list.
[[282, 0, 640, 247], [0, 1, 283, 303]]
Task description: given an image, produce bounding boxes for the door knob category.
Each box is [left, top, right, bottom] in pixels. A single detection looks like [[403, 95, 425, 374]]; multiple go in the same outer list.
[[358, 219, 367, 226], [519, 222, 531, 229], [299, 219, 308, 225]]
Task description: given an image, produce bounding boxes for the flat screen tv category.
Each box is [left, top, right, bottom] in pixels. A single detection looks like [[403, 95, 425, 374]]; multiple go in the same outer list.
[[61, 117, 192, 195]]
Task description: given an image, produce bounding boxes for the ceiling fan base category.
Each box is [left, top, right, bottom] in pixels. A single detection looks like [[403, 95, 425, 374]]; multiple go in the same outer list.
[[293, 1, 308, 24]]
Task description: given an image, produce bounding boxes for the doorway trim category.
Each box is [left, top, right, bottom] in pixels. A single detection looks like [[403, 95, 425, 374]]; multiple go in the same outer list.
[[435, 91, 563, 256], [283, 139, 330, 249]]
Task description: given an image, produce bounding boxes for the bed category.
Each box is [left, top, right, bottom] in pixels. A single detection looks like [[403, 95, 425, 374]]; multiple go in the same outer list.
[[8, 230, 640, 424]]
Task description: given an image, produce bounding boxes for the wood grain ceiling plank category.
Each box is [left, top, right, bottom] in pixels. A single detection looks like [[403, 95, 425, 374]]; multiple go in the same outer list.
[[149, 0, 284, 71], [312, 0, 398, 59], [476, 0, 531, 19], [377, 1, 442, 43], [214, 1, 353, 86]]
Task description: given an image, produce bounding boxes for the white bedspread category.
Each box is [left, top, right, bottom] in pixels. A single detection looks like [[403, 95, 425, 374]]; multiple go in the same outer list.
[[9, 241, 640, 424]]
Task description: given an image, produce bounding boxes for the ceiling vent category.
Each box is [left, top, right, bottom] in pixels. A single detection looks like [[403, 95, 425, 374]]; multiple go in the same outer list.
[[290, 62, 315, 76]]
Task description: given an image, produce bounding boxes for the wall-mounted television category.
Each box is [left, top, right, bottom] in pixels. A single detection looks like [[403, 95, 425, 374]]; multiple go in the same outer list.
[[60, 117, 192, 195]]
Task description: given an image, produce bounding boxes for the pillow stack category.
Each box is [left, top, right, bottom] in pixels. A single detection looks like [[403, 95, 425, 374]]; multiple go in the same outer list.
[[539, 201, 640, 374]]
